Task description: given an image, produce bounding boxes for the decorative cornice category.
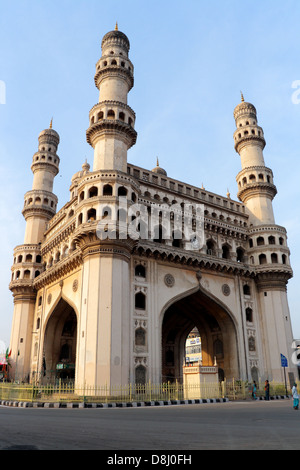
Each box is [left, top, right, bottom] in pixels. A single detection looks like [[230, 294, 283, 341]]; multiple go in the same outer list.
[[234, 134, 266, 153], [255, 270, 292, 291], [255, 264, 293, 277], [22, 205, 56, 220], [13, 243, 42, 254], [33, 249, 82, 289], [133, 241, 256, 277], [247, 224, 287, 236], [31, 160, 59, 177], [41, 221, 76, 256], [9, 280, 36, 303], [236, 165, 274, 179], [73, 223, 137, 262], [94, 66, 134, 91], [237, 182, 277, 203], [86, 119, 137, 149], [89, 100, 136, 118]]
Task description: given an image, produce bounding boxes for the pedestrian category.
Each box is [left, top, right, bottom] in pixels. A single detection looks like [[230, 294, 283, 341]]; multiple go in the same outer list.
[[252, 381, 257, 400], [264, 379, 270, 401], [292, 383, 299, 410]]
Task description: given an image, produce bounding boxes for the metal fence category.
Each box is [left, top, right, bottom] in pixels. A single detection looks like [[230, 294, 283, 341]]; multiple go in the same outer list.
[[224, 378, 292, 401], [0, 379, 294, 405]]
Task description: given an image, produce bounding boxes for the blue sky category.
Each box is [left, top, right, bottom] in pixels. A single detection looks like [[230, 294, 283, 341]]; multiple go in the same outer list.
[[0, 0, 300, 349]]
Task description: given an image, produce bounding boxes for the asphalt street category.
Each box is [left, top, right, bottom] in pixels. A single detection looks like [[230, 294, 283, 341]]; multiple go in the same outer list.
[[0, 399, 299, 451]]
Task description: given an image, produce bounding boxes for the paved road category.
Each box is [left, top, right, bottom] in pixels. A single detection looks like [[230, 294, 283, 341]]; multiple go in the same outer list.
[[0, 399, 299, 451]]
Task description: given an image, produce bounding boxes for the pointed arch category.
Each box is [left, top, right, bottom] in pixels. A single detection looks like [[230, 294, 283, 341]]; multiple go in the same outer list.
[[160, 284, 240, 382], [42, 295, 79, 384]]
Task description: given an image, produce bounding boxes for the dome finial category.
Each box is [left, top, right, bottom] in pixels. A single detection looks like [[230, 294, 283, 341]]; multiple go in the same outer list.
[[115, 21, 118, 31], [240, 91, 244, 102], [49, 117, 53, 129], [82, 158, 90, 173], [152, 157, 167, 176]]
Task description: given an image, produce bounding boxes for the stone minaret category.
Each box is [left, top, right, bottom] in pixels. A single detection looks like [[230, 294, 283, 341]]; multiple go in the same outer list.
[[72, 26, 138, 388], [86, 22, 137, 172], [23, 121, 60, 243], [233, 95, 296, 381], [9, 122, 60, 381], [234, 93, 277, 226]]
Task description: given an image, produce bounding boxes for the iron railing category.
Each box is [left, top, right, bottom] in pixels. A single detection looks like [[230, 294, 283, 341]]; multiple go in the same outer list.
[[0, 379, 294, 405]]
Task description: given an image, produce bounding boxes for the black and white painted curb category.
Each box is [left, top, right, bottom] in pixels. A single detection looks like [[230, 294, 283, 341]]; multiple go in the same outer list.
[[0, 395, 290, 408], [0, 398, 229, 408]]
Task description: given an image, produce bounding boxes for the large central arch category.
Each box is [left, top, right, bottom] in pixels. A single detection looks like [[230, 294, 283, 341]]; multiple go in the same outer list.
[[161, 288, 239, 382], [42, 298, 78, 384]]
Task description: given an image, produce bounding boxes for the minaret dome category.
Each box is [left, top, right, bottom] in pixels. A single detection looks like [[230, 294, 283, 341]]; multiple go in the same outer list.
[[86, 26, 137, 172]]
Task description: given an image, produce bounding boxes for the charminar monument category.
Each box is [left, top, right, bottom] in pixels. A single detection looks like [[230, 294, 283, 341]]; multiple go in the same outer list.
[[8, 25, 297, 387]]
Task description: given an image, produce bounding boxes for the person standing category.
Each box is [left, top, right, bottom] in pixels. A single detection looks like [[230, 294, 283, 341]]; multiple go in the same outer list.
[[292, 383, 299, 410], [252, 381, 257, 400], [264, 380, 270, 401]]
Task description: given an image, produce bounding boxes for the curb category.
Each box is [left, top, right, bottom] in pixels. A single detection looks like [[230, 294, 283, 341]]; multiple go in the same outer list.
[[0, 396, 290, 409], [0, 397, 229, 409], [255, 395, 290, 401]]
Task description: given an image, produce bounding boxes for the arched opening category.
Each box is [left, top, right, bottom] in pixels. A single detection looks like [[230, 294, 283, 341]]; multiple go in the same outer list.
[[257, 236, 265, 246], [101, 205, 112, 219], [172, 229, 183, 248], [243, 284, 251, 296], [43, 298, 77, 384], [118, 186, 127, 197], [153, 224, 167, 244], [103, 184, 113, 196], [135, 264, 146, 278], [246, 307, 253, 323], [78, 213, 83, 225], [259, 254, 267, 265], [271, 253, 278, 264], [161, 289, 238, 383], [222, 244, 231, 260], [236, 247, 245, 262], [268, 235, 275, 245], [88, 186, 98, 198], [107, 109, 115, 119], [87, 208, 97, 221], [135, 292, 146, 310], [24, 269, 31, 279]]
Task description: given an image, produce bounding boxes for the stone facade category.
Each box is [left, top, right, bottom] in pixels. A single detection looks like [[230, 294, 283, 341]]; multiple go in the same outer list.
[[8, 27, 297, 387]]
